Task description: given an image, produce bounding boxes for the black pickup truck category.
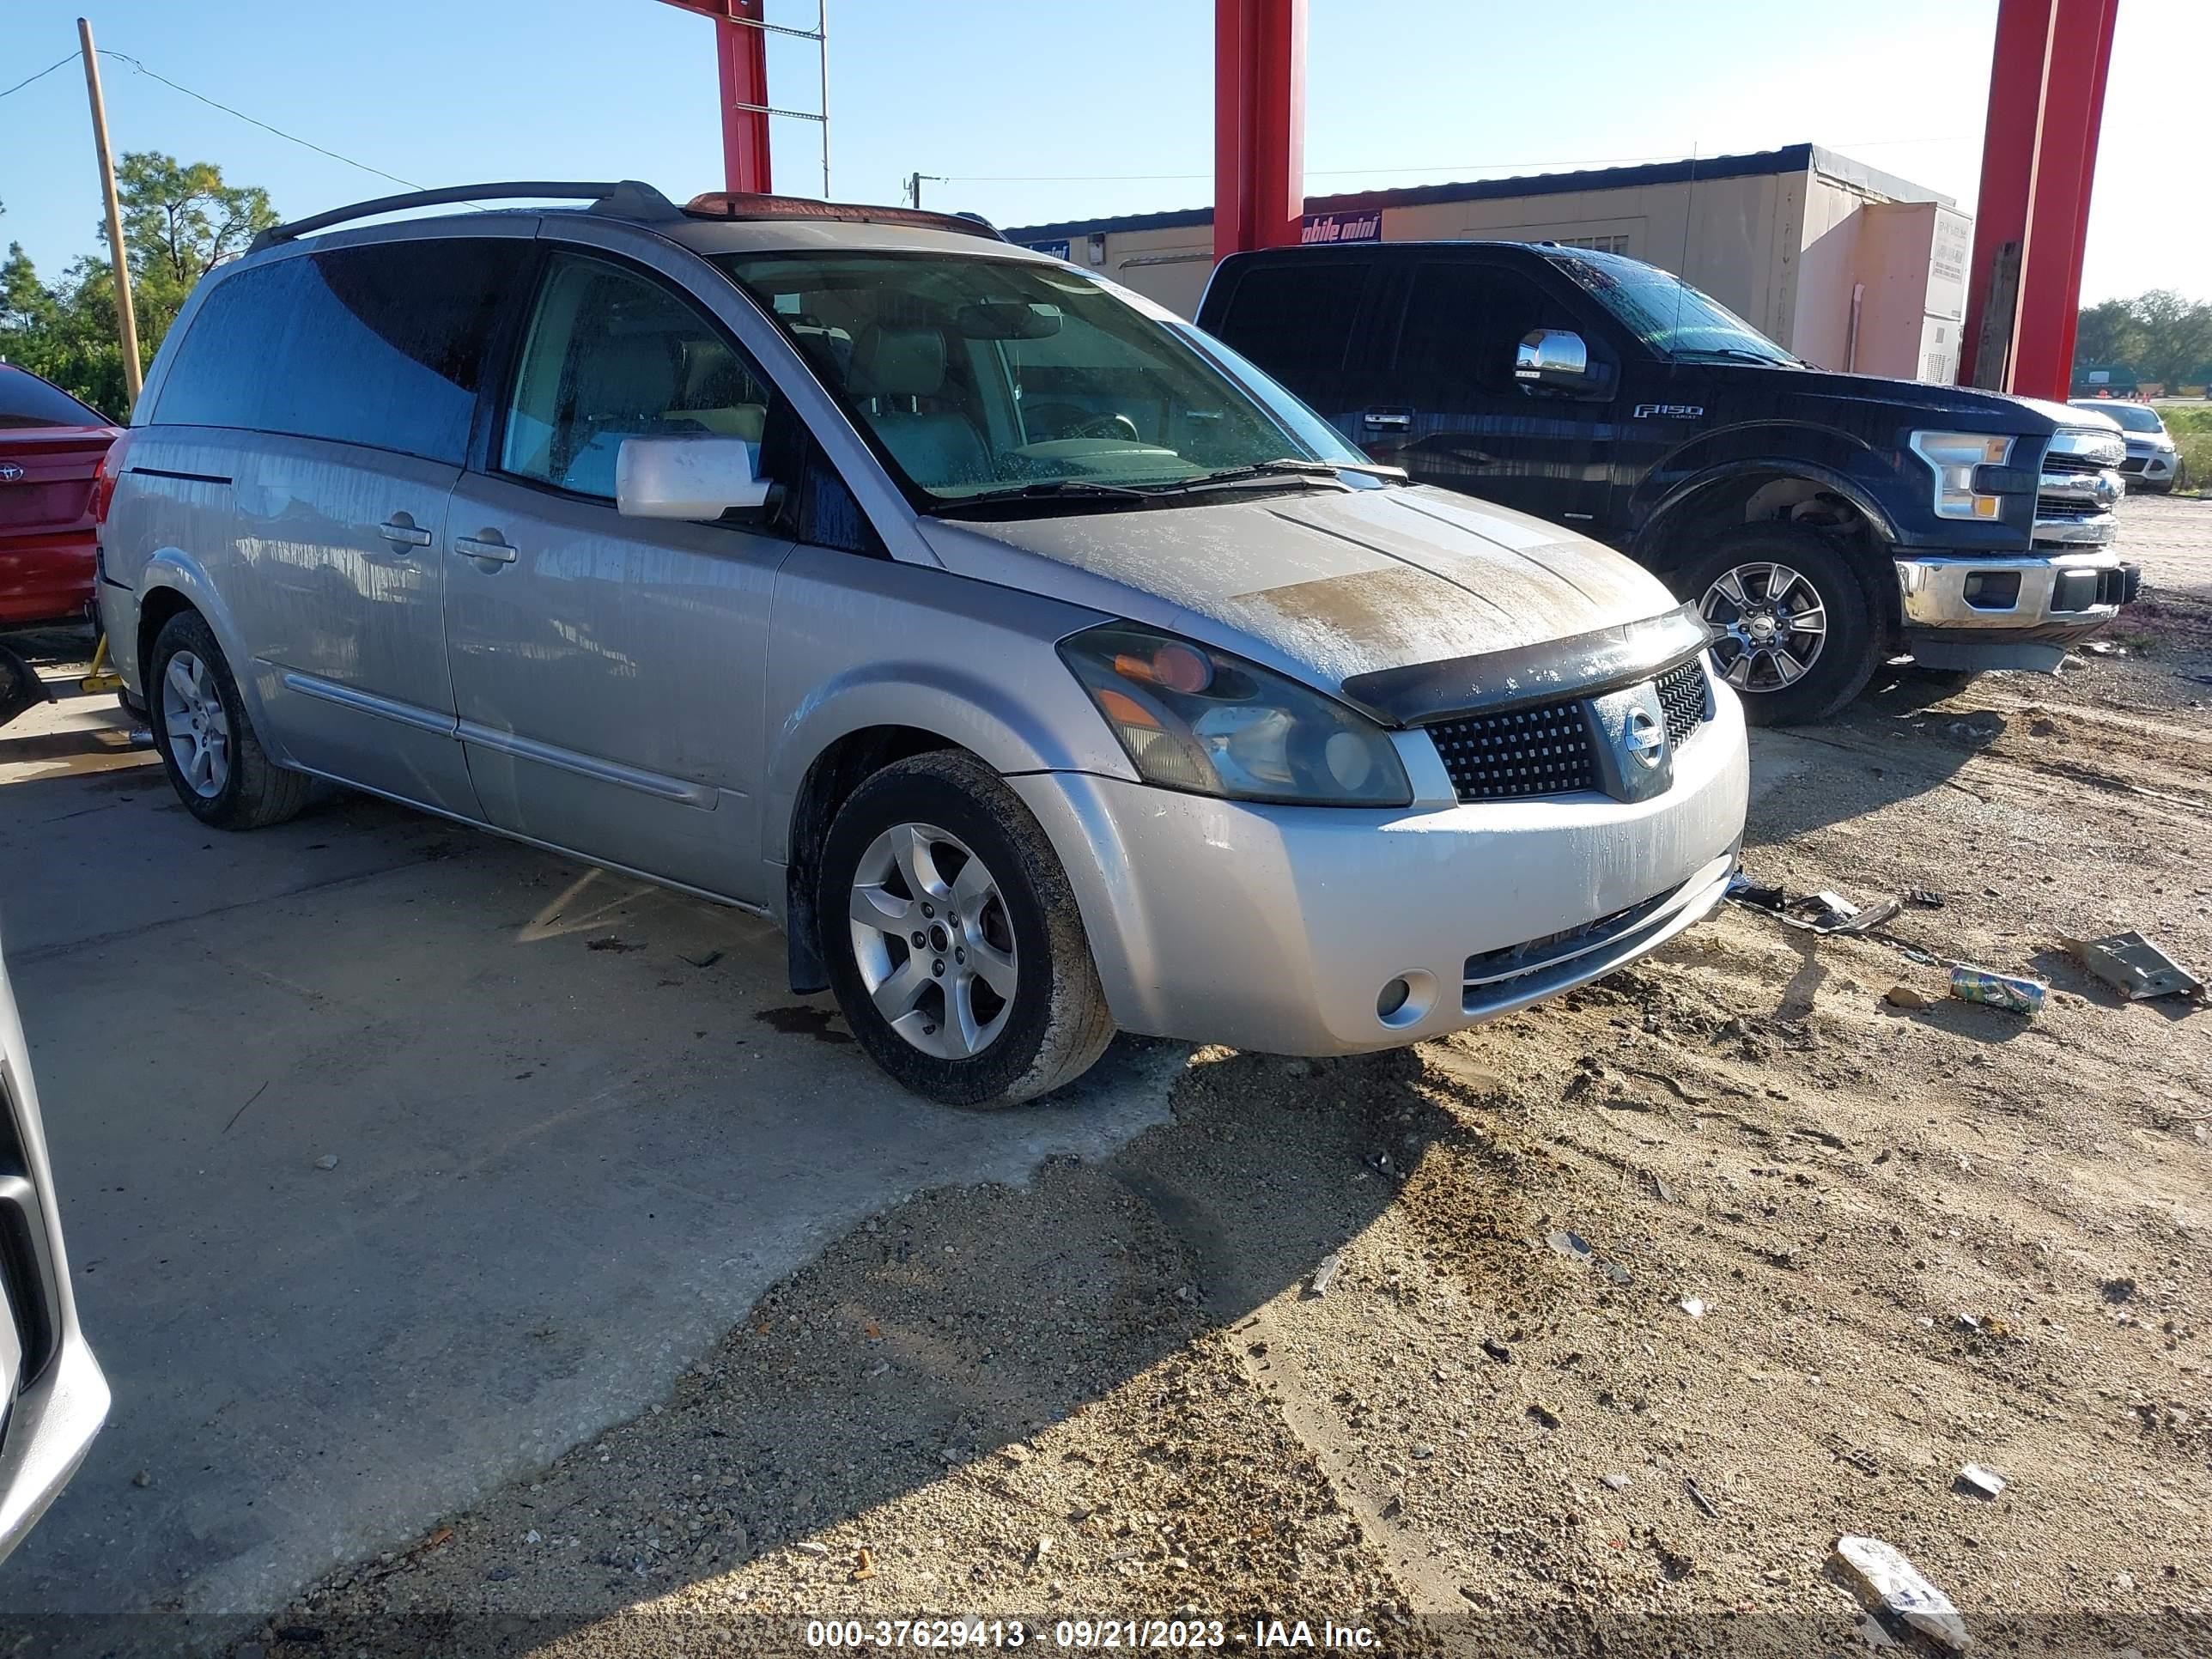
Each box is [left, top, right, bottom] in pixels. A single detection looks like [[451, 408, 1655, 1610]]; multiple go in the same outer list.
[[1196, 242, 2137, 724]]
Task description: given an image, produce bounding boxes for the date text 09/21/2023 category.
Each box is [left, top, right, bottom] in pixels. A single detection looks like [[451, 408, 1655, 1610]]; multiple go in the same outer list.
[[803, 1618, 1382, 1649]]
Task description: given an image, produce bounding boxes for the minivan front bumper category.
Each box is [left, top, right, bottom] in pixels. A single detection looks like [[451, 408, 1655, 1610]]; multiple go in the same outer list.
[[1011, 685, 1748, 1056]]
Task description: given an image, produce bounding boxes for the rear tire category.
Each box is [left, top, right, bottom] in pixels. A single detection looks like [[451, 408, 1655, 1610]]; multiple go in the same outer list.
[[818, 750, 1115, 1108], [149, 611, 310, 830], [1680, 523, 1876, 726]]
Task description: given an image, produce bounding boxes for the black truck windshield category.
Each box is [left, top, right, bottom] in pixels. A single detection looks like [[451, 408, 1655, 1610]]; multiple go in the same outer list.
[[1547, 250, 1799, 366], [714, 249, 1367, 507]]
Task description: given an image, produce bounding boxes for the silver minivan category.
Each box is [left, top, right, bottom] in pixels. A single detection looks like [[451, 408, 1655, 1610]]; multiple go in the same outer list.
[[97, 182, 1748, 1107]]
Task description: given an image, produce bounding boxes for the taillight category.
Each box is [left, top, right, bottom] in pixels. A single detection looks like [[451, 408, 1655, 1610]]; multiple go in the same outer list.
[[89, 434, 126, 526]]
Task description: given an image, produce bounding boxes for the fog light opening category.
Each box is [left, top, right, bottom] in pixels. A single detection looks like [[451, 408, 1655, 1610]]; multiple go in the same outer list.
[[1375, 970, 1437, 1030]]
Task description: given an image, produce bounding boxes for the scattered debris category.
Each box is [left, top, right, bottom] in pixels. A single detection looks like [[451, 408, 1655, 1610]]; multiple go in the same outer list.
[[678, 949, 725, 969], [793, 1541, 830, 1558], [1684, 1477, 1721, 1517], [1883, 984, 1936, 1010], [1832, 1534, 1971, 1652], [1948, 963, 2046, 1016], [312, 1154, 339, 1171], [523, 1529, 541, 1545], [1955, 1463, 2007, 1499], [586, 936, 644, 953], [1547, 1229, 1594, 1263], [2100, 1276, 2137, 1304], [1480, 1338, 1511, 1364], [131, 1468, 151, 1489], [2082, 639, 2121, 657], [1728, 877, 1903, 937], [1307, 1250, 1345, 1298], [1601, 1472, 1633, 1492], [1679, 1297, 1709, 1319], [1526, 1401, 1560, 1430], [2064, 931, 2206, 1003], [1905, 888, 1946, 908], [852, 1547, 878, 1583]]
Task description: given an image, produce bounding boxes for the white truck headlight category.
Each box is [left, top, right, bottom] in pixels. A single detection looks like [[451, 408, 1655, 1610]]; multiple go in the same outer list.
[[1909, 430, 2014, 520]]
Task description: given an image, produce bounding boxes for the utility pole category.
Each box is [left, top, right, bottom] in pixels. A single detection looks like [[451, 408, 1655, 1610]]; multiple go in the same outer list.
[[77, 17, 142, 406], [907, 172, 945, 210]]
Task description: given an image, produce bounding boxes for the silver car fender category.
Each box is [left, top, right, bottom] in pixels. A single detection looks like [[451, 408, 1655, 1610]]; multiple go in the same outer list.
[[131, 554, 288, 759]]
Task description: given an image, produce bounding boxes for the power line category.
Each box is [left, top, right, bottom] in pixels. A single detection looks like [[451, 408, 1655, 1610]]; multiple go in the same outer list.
[[94, 50, 425, 191], [0, 49, 80, 102], [941, 137, 1982, 188]]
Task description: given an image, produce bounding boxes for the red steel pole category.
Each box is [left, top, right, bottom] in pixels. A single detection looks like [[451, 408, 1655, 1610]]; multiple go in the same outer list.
[[1959, 0, 2056, 389], [2011, 0, 2117, 398], [1213, 0, 1306, 264], [2051, 0, 2118, 389], [714, 0, 772, 195]]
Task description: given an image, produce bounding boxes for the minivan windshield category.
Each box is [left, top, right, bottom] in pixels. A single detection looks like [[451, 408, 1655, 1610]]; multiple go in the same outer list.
[[1547, 250, 1800, 367], [2074, 401, 2164, 434], [714, 250, 1369, 507]]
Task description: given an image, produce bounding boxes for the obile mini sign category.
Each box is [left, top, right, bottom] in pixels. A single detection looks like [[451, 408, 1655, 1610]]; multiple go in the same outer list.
[[1299, 210, 1382, 245]]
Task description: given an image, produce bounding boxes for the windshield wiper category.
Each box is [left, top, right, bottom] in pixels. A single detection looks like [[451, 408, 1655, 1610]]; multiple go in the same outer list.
[[1153, 457, 1404, 492], [1673, 346, 1801, 368], [925, 479, 1154, 515]]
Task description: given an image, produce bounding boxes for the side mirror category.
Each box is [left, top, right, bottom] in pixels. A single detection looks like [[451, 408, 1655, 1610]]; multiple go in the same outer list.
[[616, 436, 772, 520], [1514, 328, 1596, 391]]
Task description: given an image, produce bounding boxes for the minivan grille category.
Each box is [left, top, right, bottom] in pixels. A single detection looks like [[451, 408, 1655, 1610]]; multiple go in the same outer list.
[[1427, 700, 1598, 801], [1425, 659, 1711, 805], [1655, 658, 1711, 747]]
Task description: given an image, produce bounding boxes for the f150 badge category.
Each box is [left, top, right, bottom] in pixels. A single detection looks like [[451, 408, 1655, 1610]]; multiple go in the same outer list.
[[1633, 403, 1705, 420]]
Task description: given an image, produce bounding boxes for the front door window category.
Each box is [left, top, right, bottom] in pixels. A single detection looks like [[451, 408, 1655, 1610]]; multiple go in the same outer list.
[[501, 254, 777, 501]]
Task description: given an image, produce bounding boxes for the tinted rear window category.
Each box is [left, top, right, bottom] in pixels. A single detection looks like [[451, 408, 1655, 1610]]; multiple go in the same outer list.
[[0, 368, 107, 429], [1205, 261, 1366, 404], [155, 240, 526, 464]]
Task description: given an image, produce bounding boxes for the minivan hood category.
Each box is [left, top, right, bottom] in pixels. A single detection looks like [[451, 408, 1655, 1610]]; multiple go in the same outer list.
[[915, 483, 1681, 705]]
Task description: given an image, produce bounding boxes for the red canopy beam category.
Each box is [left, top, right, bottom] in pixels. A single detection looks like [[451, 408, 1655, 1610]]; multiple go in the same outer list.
[[1213, 0, 1306, 264]]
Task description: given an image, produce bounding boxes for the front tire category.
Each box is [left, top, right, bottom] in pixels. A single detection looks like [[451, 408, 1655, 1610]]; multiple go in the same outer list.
[[1681, 524, 1876, 726], [149, 611, 310, 830], [818, 751, 1115, 1108]]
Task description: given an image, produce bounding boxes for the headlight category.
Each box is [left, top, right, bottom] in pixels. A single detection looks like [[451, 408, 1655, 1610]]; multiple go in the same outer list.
[[1909, 430, 2014, 520], [1059, 623, 1413, 806]]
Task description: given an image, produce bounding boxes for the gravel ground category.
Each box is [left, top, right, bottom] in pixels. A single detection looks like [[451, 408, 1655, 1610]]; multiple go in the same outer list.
[[228, 507, 2212, 1659]]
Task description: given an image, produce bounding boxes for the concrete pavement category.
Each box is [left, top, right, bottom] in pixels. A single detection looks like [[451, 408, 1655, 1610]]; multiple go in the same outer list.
[[0, 679, 1179, 1639]]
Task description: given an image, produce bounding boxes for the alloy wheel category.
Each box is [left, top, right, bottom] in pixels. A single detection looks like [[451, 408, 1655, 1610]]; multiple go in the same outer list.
[[1699, 561, 1829, 693], [847, 822, 1018, 1060], [160, 650, 231, 799]]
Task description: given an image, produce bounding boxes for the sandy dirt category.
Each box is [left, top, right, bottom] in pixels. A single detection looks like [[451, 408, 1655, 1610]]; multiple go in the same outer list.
[[230, 507, 2212, 1658]]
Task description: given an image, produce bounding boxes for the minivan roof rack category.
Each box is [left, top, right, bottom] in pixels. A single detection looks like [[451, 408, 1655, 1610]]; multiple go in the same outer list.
[[682, 192, 1006, 242], [249, 180, 680, 252]]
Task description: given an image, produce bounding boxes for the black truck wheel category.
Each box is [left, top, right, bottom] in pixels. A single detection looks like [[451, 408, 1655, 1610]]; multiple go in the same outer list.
[[1680, 525, 1876, 726]]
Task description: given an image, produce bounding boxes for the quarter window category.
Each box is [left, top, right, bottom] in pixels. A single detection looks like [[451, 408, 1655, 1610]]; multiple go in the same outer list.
[[1207, 262, 1367, 404], [155, 240, 523, 464], [500, 254, 775, 501]]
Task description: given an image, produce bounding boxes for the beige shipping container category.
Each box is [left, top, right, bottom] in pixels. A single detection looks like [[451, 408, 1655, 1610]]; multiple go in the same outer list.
[[1006, 144, 1968, 384]]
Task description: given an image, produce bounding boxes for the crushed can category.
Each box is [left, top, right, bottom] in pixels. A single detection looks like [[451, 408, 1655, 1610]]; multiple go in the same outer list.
[[1948, 963, 2046, 1016]]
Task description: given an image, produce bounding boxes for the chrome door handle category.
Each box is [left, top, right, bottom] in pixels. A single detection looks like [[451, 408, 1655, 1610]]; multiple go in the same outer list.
[[453, 534, 518, 565], [1363, 410, 1412, 430], [376, 518, 433, 548]]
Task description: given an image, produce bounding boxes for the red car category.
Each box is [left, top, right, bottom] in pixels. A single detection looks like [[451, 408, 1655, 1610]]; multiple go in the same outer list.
[[1, 363, 122, 629]]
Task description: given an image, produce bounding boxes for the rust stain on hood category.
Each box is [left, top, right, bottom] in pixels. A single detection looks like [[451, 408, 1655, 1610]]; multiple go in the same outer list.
[[917, 483, 1679, 697]]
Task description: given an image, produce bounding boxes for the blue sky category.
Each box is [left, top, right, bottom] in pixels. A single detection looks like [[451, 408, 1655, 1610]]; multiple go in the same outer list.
[[3, 0, 2201, 304]]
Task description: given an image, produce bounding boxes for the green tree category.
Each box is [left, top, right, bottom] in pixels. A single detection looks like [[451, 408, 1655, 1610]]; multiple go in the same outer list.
[[0, 158, 279, 417], [2074, 289, 2212, 391]]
